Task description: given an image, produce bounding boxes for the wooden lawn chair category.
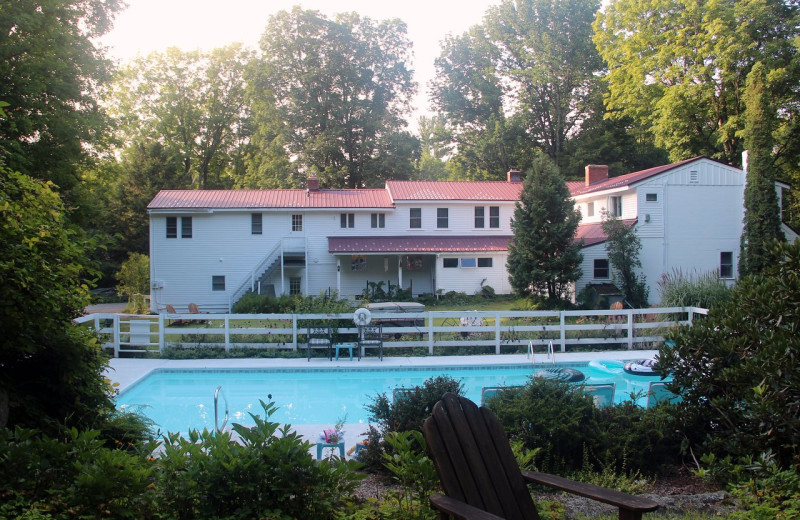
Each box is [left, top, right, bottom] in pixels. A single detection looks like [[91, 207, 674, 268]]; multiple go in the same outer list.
[[165, 304, 185, 326], [423, 393, 659, 520]]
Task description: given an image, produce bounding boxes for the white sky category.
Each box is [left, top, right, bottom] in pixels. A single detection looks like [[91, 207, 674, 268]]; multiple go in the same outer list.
[[101, 0, 503, 129]]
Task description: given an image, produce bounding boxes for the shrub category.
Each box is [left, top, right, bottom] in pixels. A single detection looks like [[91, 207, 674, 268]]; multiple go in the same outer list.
[[657, 268, 732, 309], [231, 293, 300, 313], [659, 240, 800, 469]]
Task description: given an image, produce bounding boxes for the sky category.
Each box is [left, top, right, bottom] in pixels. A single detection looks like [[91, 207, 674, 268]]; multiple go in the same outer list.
[[100, 0, 503, 129]]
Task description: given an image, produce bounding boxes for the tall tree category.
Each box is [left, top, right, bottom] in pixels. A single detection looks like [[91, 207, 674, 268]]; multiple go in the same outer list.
[[109, 45, 252, 189], [602, 213, 649, 308], [739, 62, 784, 276], [247, 8, 417, 188], [0, 0, 123, 197], [594, 0, 800, 166], [507, 154, 583, 300]]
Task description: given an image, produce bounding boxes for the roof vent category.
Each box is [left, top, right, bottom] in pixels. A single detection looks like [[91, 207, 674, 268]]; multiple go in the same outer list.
[[585, 164, 609, 186], [507, 169, 522, 183]]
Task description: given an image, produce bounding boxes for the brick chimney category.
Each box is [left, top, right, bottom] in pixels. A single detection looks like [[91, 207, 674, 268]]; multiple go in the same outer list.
[[507, 168, 522, 183], [585, 164, 609, 186], [307, 175, 320, 191]]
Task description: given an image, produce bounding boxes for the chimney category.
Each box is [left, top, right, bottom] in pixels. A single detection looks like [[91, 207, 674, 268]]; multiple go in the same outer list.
[[307, 175, 320, 191], [585, 164, 609, 186], [507, 168, 522, 183]]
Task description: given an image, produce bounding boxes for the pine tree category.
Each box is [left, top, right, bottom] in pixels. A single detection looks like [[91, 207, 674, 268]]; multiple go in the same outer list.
[[739, 62, 784, 277], [507, 155, 583, 300]]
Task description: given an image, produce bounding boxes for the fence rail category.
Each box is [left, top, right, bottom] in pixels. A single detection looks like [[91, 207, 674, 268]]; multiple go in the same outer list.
[[74, 307, 708, 358]]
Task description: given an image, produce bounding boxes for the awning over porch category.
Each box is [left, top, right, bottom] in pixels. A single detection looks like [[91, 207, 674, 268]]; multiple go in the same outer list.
[[328, 235, 513, 253]]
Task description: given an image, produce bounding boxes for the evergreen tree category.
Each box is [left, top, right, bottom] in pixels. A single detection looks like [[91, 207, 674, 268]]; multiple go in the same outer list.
[[739, 62, 784, 277], [602, 213, 648, 308], [507, 155, 583, 300]]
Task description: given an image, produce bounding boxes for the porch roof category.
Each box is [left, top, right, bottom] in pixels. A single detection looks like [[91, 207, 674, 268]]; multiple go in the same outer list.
[[575, 219, 637, 247], [328, 235, 513, 253]]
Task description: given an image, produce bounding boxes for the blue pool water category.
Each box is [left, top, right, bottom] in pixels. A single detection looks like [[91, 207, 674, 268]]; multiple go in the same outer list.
[[116, 360, 668, 433]]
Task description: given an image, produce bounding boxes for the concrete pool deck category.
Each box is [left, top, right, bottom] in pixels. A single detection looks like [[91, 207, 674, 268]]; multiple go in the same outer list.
[[106, 350, 658, 458]]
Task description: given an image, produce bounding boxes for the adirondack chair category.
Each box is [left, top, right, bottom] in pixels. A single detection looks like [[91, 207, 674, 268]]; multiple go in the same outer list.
[[422, 393, 659, 520]]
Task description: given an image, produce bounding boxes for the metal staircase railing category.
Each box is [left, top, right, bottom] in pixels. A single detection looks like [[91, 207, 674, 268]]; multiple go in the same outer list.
[[228, 242, 283, 311]]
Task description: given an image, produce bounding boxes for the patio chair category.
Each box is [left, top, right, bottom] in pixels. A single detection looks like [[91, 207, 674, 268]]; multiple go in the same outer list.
[[187, 302, 208, 324], [423, 393, 659, 520], [646, 382, 679, 408], [307, 326, 332, 361], [480, 385, 523, 406], [358, 324, 383, 360], [165, 304, 185, 326], [583, 383, 616, 408]]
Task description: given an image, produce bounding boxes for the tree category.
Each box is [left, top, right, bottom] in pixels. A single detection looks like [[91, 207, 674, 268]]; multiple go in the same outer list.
[[109, 44, 252, 189], [739, 62, 784, 277], [247, 8, 417, 188], [507, 155, 583, 300], [0, 166, 113, 432], [116, 253, 150, 313], [659, 240, 800, 468], [594, 0, 800, 166], [602, 212, 649, 308], [0, 0, 123, 196]]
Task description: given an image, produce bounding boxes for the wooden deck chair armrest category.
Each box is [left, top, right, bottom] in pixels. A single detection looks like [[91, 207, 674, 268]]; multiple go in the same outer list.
[[429, 494, 506, 520], [522, 471, 659, 520]]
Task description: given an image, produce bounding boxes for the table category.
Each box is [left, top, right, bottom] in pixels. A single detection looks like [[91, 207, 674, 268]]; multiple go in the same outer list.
[[316, 440, 345, 459], [334, 343, 354, 361]]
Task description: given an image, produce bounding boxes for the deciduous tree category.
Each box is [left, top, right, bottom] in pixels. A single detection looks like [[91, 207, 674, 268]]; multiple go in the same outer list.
[[507, 155, 583, 300], [602, 212, 649, 308]]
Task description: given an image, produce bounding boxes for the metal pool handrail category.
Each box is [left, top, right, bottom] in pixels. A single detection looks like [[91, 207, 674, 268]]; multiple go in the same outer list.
[[214, 385, 229, 433]]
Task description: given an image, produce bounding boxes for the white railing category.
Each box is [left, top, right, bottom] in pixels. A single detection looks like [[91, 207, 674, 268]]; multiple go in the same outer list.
[[74, 306, 708, 357], [228, 242, 284, 311]]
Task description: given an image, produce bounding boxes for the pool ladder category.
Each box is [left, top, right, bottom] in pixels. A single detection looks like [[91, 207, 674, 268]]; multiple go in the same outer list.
[[214, 385, 229, 433], [529, 341, 556, 365]]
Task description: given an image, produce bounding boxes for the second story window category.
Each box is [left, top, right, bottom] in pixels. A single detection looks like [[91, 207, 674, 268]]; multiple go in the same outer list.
[[251, 213, 262, 235], [371, 213, 385, 228], [166, 217, 177, 238], [292, 214, 303, 232], [181, 217, 192, 238], [587, 201, 595, 217], [610, 196, 622, 217], [340, 213, 354, 228], [437, 208, 448, 229], [475, 207, 485, 228], [410, 208, 421, 229], [489, 206, 500, 228]]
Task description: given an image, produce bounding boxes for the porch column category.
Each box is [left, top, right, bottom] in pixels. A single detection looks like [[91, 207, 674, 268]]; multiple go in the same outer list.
[[397, 256, 403, 289], [336, 259, 341, 295]]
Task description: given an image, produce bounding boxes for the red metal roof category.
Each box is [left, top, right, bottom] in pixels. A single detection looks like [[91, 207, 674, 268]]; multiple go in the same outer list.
[[147, 189, 394, 210], [570, 157, 711, 196], [328, 235, 513, 253], [386, 180, 523, 201], [575, 219, 637, 247]]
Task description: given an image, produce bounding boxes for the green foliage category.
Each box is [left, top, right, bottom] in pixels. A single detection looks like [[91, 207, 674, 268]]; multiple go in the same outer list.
[[726, 460, 800, 520], [0, 169, 113, 432], [507, 154, 583, 300], [739, 61, 785, 277], [115, 253, 150, 313], [659, 240, 800, 468], [380, 431, 439, 520], [247, 7, 417, 189], [657, 268, 732, 309], [232, 292, 301, 313], [602, 213, 649, 308]]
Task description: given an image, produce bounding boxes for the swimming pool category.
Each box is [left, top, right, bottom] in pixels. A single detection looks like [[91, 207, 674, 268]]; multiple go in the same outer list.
[[116, 360, 668, 433]]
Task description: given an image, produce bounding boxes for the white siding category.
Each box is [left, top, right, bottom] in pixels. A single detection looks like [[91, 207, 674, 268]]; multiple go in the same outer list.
[[436, 253, 511, 295]]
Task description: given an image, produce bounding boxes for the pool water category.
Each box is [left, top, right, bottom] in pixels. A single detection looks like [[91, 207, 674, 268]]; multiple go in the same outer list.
[[116, 360, 668, 433]]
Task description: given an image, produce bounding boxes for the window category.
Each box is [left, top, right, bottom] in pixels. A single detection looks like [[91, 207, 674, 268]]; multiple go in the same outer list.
[[478, 257, 493, 268], [443, 258, 458, 268], [489, 206, 500, 228], [212, 275, 225, 291], [474, 207, 485, 228], [410, 208, 421, 228], [610, 196, 622, 217], [251, 213, 262, 235], [594, 259, 609, 279], [645, 193, 658, 202], [166, 217, 177, 238], [371, 213, 385, 228], [289, 276, 302, 295], [460, 258, 477, 268], [340, 213, 354, 228], [292, 214, 303, 232], [437, 208, 448, 229], [720, 252, 733, 278], [181, 217, 192, 238], [586, 202, 594, 217]]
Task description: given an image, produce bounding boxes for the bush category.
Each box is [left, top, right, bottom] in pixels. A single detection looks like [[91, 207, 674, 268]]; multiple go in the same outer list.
[[231, 293, 300, 313], [657, 268, 732, 309], [659, 240, 800, 469]]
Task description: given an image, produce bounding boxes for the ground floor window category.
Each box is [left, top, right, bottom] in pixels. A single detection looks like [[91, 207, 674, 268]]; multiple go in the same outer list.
[[594, 259, 609, 279], [478, 257, 493, 267], [289, 276, 302, 295], [212, 275, 225, 291], [720, 252, 733, 278], [443, 258, 458, 268]]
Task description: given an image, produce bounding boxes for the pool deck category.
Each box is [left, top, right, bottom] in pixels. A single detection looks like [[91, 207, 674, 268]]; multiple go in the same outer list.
[[106, 350, 657, 458]]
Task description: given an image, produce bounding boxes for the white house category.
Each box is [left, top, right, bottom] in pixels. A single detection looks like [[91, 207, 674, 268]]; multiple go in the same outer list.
[[147, 156, 792, 312]]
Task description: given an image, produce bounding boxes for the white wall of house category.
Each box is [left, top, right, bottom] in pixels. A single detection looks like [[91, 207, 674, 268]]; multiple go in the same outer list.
[[435, 253, 511, 295]]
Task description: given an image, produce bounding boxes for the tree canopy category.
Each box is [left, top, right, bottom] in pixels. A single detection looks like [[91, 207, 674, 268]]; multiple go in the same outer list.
[[246, 8, 418, 189]]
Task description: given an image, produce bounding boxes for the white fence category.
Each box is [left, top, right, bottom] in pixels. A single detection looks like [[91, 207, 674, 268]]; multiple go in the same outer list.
[[74, 307, 708, 358]]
